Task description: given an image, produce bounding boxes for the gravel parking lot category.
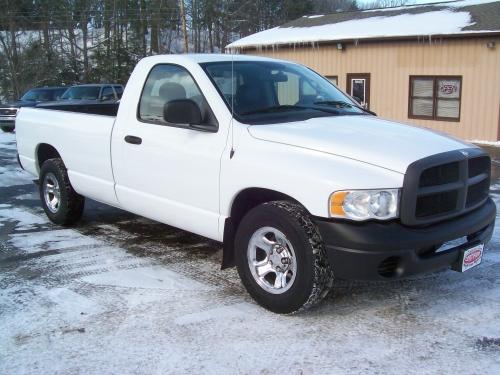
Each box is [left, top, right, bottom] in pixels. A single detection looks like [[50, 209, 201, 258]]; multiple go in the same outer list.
[[1, 131, 500, 374]]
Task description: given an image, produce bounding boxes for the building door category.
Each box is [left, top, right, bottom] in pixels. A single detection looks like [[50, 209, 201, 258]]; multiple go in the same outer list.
[[347, 73, 370, 109]]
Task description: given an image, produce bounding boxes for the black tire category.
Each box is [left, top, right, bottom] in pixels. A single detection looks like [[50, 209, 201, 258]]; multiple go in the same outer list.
[[1, 125, 14, 133], [235, 200, 334, 314], [39, 158, 85, 226]]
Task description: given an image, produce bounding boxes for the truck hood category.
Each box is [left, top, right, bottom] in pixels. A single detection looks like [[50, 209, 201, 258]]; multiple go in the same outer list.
[[247, 115, 473, 173]]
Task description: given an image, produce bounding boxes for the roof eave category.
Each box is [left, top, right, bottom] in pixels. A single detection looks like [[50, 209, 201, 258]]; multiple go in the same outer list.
[[226, 30, 500, 50]]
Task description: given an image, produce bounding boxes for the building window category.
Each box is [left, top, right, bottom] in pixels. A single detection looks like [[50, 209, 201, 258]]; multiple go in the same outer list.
[[326, 76, 338, 86], [409, 76, 462, 121]]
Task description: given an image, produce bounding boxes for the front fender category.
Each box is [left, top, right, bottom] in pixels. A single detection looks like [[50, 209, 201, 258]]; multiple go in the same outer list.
[[220, 134, 404, 220]]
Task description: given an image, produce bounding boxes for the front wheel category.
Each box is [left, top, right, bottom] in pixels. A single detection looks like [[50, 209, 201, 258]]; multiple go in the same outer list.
[[39, 158, 85, 226], [235, 201, 334, 314]]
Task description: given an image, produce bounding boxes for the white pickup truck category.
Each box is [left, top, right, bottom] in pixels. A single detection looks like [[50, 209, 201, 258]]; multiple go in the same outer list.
[[16, 54, 496, 313]]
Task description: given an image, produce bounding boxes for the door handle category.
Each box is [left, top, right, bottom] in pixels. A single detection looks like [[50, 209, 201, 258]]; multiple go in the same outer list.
[[124, 135, 142, 145]]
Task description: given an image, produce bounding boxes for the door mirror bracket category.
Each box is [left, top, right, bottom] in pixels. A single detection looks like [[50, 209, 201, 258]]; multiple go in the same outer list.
[[189, 123, 218, 133]]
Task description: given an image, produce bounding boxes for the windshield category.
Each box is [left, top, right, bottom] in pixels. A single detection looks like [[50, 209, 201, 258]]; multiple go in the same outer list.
[[61, 86, 101, 100], [201, 60, 365, 124], [21, 88, 64, 102]]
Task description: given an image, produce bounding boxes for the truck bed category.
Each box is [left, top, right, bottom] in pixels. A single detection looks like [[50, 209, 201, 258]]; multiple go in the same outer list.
[[36, 101, 119, 117], [16, 107, 118, 205]]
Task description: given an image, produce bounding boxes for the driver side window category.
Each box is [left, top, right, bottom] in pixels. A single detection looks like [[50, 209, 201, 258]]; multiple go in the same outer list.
[[139, 64, 214, 126]]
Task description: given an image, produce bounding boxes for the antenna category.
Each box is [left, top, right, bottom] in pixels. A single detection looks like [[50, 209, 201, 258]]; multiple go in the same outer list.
[[230, 52, 235, 159]]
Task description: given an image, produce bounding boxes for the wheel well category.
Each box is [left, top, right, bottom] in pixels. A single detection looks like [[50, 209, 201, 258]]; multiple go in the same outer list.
[[36, 144, 61, 170], [221, 188, 300, 270], [230, 188, 298, 226]]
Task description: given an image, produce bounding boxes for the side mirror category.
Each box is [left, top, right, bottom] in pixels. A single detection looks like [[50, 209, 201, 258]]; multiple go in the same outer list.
[[101, 95, 114, 101], [164, 99, 202, 125]]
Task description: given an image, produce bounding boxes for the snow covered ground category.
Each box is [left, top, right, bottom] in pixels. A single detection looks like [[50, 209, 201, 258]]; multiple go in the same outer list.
[[1, 130, 499, 374]]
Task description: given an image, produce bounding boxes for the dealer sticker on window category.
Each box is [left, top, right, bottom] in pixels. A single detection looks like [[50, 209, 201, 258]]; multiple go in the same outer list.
[[459, 244, 484, 272]]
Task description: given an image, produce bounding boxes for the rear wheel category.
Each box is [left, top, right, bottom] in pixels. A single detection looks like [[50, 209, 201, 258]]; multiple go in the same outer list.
[[39, 158, 85, 226], [1, 125, 14, 133], [235, 200, 334, 314]]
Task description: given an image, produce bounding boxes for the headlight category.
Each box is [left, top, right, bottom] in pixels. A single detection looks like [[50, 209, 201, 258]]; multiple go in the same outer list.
[[329, 189, 400, 221]]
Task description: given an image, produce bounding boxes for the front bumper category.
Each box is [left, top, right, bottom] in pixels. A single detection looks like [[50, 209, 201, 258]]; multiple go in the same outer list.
[[316, 198, 496, 280]]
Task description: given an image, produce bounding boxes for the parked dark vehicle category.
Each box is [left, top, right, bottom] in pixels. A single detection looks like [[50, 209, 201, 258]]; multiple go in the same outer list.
[[60, 84, 123, 101], [0, 87, 67, 132], [36, 84, 124, 117]]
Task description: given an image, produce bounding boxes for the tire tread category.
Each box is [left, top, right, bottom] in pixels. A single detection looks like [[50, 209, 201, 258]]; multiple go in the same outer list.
[[39, 158, 84, 226], [267, 201, 334, 313], [236, 200, 334, 314]]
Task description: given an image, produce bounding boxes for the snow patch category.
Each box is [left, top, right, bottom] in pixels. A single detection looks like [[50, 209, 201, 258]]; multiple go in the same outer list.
[[0, 206, 49, 230], [14, 192, 38, 200], [0, 166, 33, 187], [46, 287, 104, 319], [304, 14, 324, 19], [8, 229, 101, 253], [483, 249, 500, 264], [81, 266, 211, 291], [0, 131, 17, 148], [175, 302, 261, 326], [0, 133, 33, 187]]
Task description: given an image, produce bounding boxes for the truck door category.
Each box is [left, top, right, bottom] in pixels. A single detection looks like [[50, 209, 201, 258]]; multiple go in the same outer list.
[[111, 64, 226, 240]]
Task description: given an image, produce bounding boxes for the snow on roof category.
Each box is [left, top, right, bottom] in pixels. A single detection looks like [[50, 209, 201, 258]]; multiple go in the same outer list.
[[142, 53, 285, 64], [227, 0, 500, 50]]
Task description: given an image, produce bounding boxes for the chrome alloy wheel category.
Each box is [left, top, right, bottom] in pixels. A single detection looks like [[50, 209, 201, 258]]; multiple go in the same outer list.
[[247, 226, 297, 294], [43, 172, 61, 213]]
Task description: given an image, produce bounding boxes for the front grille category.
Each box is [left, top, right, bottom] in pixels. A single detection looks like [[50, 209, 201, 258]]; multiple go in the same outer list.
[[416, 190, 458, 218], [419, 161, 459, 187], [0, 108, 18, 116], [401, 148, 491, 226], [469, 156, 490, 178], [466, 178, 490, 207]]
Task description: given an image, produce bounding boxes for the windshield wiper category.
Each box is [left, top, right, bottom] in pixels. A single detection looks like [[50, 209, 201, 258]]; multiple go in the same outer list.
[[241, 104, 343, 116], [314, 100, 354, 108], [240, 105, 311, 116], [314, 100, 376, 116]]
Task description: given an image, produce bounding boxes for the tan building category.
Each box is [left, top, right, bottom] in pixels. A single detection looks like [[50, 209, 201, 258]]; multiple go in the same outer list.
[[227, 0, 500, 142]]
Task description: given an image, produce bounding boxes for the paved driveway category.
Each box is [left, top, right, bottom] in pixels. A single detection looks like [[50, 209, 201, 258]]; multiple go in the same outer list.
[[1, 132, 499, 374]]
